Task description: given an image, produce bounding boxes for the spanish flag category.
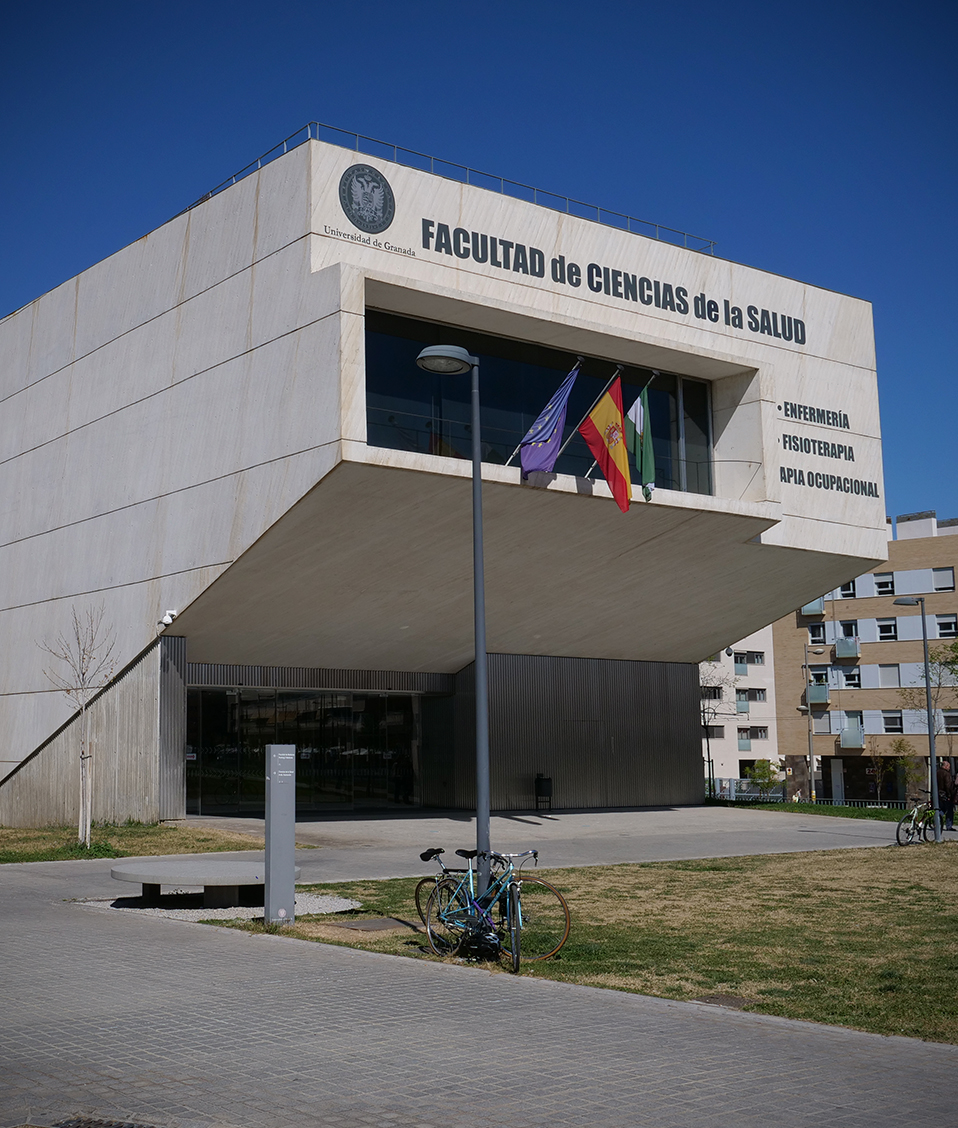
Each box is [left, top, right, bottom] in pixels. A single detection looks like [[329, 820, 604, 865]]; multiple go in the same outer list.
[[578, 377, 632, 512]]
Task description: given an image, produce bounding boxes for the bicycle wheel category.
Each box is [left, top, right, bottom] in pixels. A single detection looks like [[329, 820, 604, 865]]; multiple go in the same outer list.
[[414, 876, 438, 924], [515, 877, 571, 961], [425, 878, 471, 956], [896, 813, 920, 846], [922, 813, 937, 842]]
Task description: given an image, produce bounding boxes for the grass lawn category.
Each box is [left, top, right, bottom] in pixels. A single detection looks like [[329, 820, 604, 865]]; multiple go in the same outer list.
[[218, 844, 958, 1044], [0, 821, 266, 863], [710, 800, 906, 822]]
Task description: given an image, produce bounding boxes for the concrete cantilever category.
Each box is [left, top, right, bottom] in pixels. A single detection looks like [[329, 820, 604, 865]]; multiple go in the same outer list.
[[111, 861, 302, 908]]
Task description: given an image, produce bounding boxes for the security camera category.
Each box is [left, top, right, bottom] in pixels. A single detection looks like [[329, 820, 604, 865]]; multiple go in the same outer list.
[[158, 610, 178, 626]]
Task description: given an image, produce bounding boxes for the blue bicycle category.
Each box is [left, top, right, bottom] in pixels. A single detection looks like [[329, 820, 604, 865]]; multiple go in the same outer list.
[[423, 848, 570, 972]]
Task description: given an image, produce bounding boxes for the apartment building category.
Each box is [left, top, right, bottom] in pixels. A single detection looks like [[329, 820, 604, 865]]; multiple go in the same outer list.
[[773, 511, 958, 801]]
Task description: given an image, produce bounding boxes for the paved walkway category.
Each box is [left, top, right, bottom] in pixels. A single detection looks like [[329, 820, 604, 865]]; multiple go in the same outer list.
[[2, 808, 953, 1128], [190, 804, 897, 882]]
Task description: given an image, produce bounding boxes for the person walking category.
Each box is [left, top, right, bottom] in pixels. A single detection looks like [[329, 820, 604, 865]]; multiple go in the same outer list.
[[937, 757, 955, 832]]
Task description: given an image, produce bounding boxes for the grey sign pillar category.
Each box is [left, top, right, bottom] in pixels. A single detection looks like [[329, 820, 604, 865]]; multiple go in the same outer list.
[[265, 744, 296, 924]]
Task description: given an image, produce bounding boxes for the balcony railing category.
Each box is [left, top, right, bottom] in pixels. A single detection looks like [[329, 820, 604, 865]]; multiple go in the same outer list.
[[801, 597, 825, 616], [835, 637, 861, 659], [178, 122, 717, 254], [840, 726, 865, 749], [807, 684, 830, 705]]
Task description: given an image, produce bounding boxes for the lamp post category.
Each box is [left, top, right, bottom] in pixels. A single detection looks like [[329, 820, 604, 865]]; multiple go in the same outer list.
[[804, 644, 825, 802], [894, 596, 941, 842], [416, 345, 491, 891]]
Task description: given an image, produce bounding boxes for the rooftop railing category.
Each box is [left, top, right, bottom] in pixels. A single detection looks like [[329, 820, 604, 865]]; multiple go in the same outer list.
[[179, 122, 717, 255]]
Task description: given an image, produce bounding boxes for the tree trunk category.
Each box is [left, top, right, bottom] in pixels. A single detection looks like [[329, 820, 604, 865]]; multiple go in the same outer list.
[[79, 702, 91, 847]]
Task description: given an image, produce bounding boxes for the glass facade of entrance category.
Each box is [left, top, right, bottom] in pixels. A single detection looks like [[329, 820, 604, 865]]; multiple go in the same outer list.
[[186, 689, 422, 815]]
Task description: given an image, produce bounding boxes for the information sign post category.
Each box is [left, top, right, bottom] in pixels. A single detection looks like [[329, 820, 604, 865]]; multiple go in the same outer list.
[[265, 744, 296, 924]]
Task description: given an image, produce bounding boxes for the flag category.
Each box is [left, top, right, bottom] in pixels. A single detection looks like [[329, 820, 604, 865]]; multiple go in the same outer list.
[[519, 364, 580, 478], [578, 376, 631, 512], [625, 386, 656, 501]]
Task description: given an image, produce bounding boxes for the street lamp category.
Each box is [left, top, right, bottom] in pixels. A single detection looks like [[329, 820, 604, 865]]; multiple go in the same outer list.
[[894, 596, 941, 842], [804, 644, 825, 802], [415, 344, 492, 891]]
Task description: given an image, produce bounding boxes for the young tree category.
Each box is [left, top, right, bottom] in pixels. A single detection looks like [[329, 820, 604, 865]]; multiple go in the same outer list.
[[888, 737, 925, 801], [744, 758, 783, 800], [699, 661, 739, 798], [40, 605, 117, 847], [866, 735, 897, 801], [898, 643, 958, 736]]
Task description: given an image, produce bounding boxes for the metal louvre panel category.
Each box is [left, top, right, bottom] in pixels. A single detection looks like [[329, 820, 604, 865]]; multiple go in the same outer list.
[[159, 637, 188, 820], [186, 664, 454, 694], [484, 654, 700, 811]]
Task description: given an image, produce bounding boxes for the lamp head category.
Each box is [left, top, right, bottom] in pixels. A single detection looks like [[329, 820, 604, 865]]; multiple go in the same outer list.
[[416, 345, 477, 375], [810, 647, 825, 654], [893, 597, 920, 606]]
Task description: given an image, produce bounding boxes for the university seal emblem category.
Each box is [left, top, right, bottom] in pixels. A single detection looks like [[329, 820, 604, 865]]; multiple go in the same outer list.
[[338, 164, 395, 234]]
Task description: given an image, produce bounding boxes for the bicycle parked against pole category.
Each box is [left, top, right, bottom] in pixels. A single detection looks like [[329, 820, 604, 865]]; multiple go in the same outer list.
[[423, 847, 570, 972], [896, 791, 937, 846]]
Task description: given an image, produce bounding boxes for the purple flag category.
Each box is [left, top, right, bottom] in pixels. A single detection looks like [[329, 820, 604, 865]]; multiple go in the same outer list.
[[519, 365, 580, 478]]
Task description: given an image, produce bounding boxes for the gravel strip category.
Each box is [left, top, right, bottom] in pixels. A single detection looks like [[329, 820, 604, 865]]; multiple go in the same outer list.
[[77, 891, 360, 922]]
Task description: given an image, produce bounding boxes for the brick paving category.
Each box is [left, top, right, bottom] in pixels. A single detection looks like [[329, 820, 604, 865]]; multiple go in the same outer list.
[[2, 826, 955, 1128]]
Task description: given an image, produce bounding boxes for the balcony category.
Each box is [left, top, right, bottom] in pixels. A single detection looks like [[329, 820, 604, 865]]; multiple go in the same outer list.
[[801, 597, 825, 616], [736, 699, 750, 713], [840, 725, 865, 750], [834, 637, 861, 659], [738, 736, 751, 752], [807, 684, 830, 705]]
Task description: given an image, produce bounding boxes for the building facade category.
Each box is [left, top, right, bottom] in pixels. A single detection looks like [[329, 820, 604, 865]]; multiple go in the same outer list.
[[774, 511, 958, 801], [0, 130, 886, 824], [700, 625, 780, 785]]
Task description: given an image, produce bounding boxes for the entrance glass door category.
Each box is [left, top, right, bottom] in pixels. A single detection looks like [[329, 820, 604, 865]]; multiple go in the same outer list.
[[186, 688, 422, 815]]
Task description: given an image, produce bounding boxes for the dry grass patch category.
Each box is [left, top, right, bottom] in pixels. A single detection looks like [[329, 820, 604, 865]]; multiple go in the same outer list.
[[220, 844, 958, 1042], [0, 821, 265, 863]]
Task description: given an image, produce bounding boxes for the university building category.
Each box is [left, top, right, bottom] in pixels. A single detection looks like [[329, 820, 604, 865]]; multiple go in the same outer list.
[[774, 511, 958, 801], [0, 125, 886, 825]]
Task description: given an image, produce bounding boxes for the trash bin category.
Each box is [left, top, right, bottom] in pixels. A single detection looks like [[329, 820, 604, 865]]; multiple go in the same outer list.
[[534, 773, 553, 811]]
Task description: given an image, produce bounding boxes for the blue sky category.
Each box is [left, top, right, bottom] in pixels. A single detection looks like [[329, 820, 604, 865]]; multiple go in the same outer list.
[[2, 0, 955, 523]]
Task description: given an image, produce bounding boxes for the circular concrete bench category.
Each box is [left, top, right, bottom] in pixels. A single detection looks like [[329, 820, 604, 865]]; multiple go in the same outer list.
[[111, 861, 301, 908]]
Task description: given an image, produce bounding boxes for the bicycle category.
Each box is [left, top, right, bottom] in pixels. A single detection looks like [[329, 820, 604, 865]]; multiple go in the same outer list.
[[896, 791, 937, 845], [414, 848, 469, 924], [423, 848, 570, 972]]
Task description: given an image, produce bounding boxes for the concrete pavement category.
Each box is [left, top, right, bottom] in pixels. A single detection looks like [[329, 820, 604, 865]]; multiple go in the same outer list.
[[2, 806, 952, 1128], [190, 803, 897, 882]]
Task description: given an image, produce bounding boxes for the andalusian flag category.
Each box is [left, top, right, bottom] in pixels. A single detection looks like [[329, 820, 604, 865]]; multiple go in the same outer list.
[[578, 377, 631, 512], [626, 387, 655, 501]]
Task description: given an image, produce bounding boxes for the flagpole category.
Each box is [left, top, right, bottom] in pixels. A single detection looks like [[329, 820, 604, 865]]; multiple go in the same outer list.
[[504, 357, 584, 467], [553, 364, 624, 463]]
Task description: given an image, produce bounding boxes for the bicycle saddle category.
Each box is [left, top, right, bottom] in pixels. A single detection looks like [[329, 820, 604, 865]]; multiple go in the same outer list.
[[419, 847, 444, 861], [455, 849, 479, 859]]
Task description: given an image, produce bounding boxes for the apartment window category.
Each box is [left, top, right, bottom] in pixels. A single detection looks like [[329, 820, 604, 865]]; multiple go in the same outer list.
[[839, 580, 857, 598], [878, 664, 900, 688], [943, 712, 958, 735], [874, 572, 895, 596], [840, 621, 858, 638], [734, 652, 748, 673], [746, 651, 765, 665], [748, 688, 767, 702], [877, 618, 898, 641], [809, 666, 829, 686], [750, 726, 769, 740], [933, 567, 955, 592], [842, 667, 861, 689], [882, 711, 904, 734], [845, 710, 863, 728], [704, 725, 725, 739], [701, 685, 723, 700], [808, 623, 826, 645], [937, 615, 957, 640], [813, 712, 831, 734]]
